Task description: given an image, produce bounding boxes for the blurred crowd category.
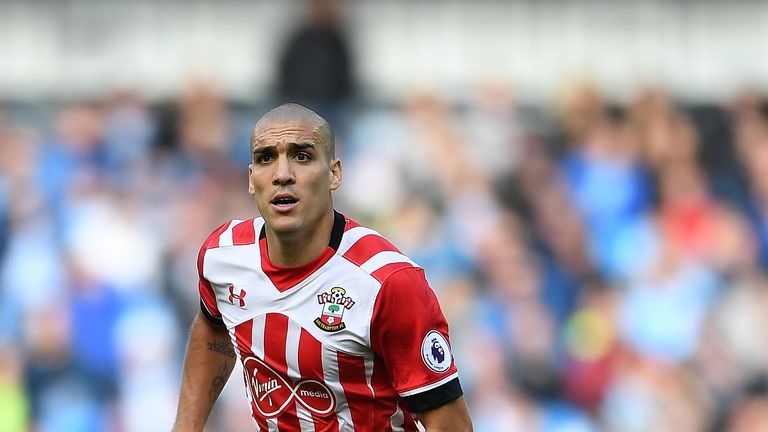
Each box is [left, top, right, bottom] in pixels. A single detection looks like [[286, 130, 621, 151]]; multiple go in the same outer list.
[[1, 78, 768, 432]]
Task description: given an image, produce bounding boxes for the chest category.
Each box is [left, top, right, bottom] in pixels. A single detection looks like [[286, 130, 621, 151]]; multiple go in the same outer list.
[[204, 245, 381, 354]]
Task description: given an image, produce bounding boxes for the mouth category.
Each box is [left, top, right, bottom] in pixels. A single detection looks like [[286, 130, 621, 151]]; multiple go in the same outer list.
[[270, 194, 299, 213]]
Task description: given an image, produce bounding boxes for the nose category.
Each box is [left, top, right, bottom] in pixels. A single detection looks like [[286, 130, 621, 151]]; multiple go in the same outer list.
[[272, 154, 295, 186]]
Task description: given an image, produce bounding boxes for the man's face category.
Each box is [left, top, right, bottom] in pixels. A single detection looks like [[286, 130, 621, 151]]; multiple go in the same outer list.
[[248, 121, 341, 235]]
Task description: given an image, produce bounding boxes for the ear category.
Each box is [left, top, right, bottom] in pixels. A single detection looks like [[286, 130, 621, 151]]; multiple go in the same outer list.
[[329, 158, 342, 191], [248, 164, 256, 195]]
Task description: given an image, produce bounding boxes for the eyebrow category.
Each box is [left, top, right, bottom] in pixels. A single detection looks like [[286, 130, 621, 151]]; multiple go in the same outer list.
[[291, 142, 316, 151], [252, 142, 317, 154]]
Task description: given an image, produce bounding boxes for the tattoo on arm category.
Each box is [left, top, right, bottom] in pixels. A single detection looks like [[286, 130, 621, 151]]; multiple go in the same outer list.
[[207, 338, 235, 358], [209, 362, 229, 402], [206, 337, 234, 403]]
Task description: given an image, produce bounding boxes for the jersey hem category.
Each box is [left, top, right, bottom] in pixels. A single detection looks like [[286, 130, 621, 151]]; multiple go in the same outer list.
[[398, 371, 459, 397], [200, 300, 225, 325], [401, 377, 463, 413]]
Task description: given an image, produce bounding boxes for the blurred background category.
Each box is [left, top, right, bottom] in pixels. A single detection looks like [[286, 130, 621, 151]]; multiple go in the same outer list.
[[1, 0, 768, 431]]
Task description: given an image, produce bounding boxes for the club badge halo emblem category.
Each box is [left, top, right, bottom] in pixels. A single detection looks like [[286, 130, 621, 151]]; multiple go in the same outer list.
[[314, 287, 355, 332]]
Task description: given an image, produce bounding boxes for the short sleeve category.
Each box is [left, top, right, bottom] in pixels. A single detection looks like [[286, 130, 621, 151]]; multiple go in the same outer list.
[[198, 222, 229, 325], [370, 266, 463, 412]]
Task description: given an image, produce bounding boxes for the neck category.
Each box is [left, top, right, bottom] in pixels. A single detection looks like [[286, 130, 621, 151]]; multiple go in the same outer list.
[[264, 210, 335, 267]]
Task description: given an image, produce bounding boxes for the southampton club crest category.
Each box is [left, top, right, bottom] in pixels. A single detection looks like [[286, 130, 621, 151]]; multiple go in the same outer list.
[[314, 287, 355, 332]]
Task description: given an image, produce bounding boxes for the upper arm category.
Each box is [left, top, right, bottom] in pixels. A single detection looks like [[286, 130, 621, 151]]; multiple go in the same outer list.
[[370, 267, 464, 413], [417, 395, 473, 432]]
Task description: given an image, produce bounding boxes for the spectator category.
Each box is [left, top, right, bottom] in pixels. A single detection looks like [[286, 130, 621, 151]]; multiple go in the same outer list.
[[277, 0, 355, 108]]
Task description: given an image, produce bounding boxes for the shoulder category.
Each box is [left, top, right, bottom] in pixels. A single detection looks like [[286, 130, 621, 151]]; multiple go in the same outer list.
[[375, 265, 434, 309], [197, 218, 264, 271], [199, 217, 264, 253], [337, 216, 420, 283]]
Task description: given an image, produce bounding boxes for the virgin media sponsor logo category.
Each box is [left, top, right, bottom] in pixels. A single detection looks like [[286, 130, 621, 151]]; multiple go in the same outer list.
[[243, 356, 335, 418]]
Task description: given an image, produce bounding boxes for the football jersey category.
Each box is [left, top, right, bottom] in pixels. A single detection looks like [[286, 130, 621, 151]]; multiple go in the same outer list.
[[198, 211, 463, 432]]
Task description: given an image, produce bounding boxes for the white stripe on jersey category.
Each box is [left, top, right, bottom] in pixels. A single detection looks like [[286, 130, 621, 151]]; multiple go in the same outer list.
[[218, 220, 242, 247], [321, 345, 355, 430], [254, 218, 265, 231], [285, 319, 315, 432], [398, 372, 459, 397], [244, 315, 268, 431], [390, 402, 405, 432], [360, 251, 417, 273], [364, 355, 375, 398], [267, 417, 278, 431], [336, 226, 381, 255]]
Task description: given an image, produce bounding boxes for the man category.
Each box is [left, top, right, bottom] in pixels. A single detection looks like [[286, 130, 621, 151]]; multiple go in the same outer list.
[[277, 0, 355, 105], [173, 103, 473, 431]]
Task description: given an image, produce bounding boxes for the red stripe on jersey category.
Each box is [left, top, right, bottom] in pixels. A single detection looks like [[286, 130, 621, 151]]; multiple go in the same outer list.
[[371, 359, 394, 432], [370, 261, 416, 284], [197, 221, 232, 318], [198, 279, 219, 318], [337, 351, 375, 430], [232, 219, 256, 245], [342, 234, 401, 268], [298, 328, 340, 432], [344, 217, 362, 231], [234, 320, 268, 432], [234, 319, 254, 356], [263, 313, 302, 432], [260, 239, 336, 292], [401, 406, 419, 431], [369, 357, 418, 431]]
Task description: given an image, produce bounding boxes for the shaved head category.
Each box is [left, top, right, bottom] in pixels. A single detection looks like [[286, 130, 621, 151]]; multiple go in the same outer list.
[[251, 103, 335, 161]]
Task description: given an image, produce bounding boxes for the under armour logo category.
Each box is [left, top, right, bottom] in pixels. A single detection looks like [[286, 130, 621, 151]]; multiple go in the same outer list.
[[229, 285, 247, 308]]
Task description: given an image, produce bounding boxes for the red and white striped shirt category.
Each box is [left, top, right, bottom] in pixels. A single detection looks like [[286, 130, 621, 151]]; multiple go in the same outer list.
[[198, 211, 463, 431]]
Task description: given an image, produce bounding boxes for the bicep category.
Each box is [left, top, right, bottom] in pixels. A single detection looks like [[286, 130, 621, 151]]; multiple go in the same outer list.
[[188, 309, 231, 354]]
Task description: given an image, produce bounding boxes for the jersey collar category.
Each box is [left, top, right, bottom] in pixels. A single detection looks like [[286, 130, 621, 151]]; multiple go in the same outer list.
[[258, 210, 345, 292]]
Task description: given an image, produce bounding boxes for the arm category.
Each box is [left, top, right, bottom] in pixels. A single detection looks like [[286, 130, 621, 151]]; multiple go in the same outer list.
[[173, 311, 236, 432], [370, 267, 473, 430], [417, 395, 473, 432]]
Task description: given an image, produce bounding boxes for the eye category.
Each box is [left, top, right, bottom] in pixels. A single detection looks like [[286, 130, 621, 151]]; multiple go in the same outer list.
[[257, 154, 274, 163], [296, 152, 310, 162]]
